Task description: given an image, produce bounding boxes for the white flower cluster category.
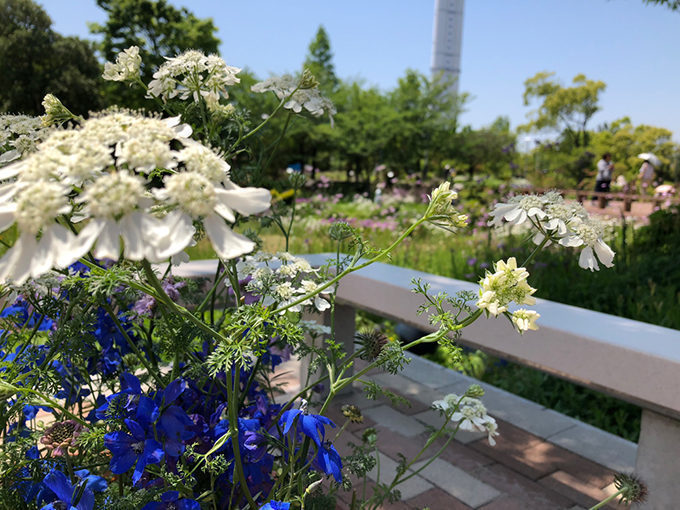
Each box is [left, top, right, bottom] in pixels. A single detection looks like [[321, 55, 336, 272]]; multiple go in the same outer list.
[[476, 257, 540, 332], [236, 252, 330, 313], [0, 115, 51, 166], [102, 46, 142, 83], [426, 182, 469, 232], [146, 49, 241, 104], [433, 393, 498, 445], [0, 111, 270, 285], [488, 191, 615, 271], [251, 74, 336, 120]]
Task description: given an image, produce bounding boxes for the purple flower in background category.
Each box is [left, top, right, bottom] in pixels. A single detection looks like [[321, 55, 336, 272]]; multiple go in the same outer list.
[[466, 257, 477, 267]]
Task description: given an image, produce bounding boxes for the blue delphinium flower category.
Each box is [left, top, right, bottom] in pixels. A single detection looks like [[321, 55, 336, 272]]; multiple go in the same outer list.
[[280, 399, 335, 446], [40, 468, 106, 510], [1, 297, 54, 331], [259, 501, 291, 510], [104, 419, 164, 485], [13, 447, 52, 505], [313, 441, 343, 483], [157, 405, 195, 457], [141, 491, 199, 510]]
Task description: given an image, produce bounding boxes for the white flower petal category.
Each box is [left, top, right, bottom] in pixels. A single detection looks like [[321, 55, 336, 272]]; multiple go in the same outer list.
[[0, 234, 37, 284], [152, 211, 195, 259], [578, 246, 598, 271], [504, 207, 525, 224], [120, 212, 148, 260], [594, 239, 615, 268], [204, 214, 255, 260], [0, 203, 17, 233], [212, 200, 235, 223], [92, 219, 121, 261], [215, 186, 271, 216], [42, 224, 81, 271]]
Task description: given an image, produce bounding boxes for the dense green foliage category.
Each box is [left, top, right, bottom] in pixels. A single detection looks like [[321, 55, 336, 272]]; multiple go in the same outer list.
[[0, 0, 102, 115]]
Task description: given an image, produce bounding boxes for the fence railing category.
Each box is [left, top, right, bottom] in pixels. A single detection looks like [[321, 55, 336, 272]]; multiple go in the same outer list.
[[519, 187, 680, 211], [172, 255, 680, 508]]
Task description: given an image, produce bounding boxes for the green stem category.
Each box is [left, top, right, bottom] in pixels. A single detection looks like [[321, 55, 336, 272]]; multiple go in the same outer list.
[[140, 261, 230, 344], [225, 366, 257, 508], [589, 488, 623, 510], [521, 233, 550, 268]]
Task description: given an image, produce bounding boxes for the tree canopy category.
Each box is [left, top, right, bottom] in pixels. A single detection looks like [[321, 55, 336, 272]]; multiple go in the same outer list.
[[0, 0, 102, 115], [520, 72, 606, 148]]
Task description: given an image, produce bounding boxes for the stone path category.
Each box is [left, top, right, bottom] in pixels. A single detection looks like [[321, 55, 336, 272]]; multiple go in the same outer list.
[[277, 353, 637, 509]]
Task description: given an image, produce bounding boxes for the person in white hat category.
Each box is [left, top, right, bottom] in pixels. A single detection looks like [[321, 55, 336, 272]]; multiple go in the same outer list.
[[638, 159, 655, 194]]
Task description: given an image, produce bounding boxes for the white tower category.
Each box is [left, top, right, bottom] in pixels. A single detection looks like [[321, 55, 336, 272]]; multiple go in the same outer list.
[[431, 0, 464, 95]]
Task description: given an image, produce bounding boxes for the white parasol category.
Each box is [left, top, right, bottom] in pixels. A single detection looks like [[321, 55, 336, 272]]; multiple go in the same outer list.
[[637, 153, 661, 167]]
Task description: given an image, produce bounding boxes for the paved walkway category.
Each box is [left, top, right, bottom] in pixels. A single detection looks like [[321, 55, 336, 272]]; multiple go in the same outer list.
[[277, 354, 637, 509], [582, 199, 654, 222]]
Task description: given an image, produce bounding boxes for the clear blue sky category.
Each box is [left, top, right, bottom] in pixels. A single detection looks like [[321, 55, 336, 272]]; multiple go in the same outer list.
[[42, 0, 680, 140]]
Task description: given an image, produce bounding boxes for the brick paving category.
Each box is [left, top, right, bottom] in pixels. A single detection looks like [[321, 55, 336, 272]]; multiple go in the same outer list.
[[276, 354, 634, 509]]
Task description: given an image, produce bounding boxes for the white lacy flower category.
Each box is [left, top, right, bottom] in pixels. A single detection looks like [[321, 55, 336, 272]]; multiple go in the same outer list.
[[103, 46, 142, 82], [426, 181, 468, 232], [252, 74, 336, 120], [511, 309, 540, 332], [0, 182, 84, 284], [0, 114, 51, 166], [158, 172, 270, 260], [0, 111, 271, 283], [147, 50, 240, 103], [489, 191, 615, 271], [236, 252, 328, 312], [298, 319, 331, 337], [559, 217, 615, 271], [433, 393, 498, 445], [297, 280, 330, 312], [476, 257, 536, 316], [488, 194, 546, 228], [176, 141, 230, 183]]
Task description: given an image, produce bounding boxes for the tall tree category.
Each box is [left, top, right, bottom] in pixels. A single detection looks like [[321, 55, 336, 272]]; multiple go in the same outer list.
[[333, 81, 399, 188], [303, 25, 338, 93], [0, 0, 102, 115], [90, 0, 220, 107], [389, 69, 465, 178], [520, 72, 606, 148]]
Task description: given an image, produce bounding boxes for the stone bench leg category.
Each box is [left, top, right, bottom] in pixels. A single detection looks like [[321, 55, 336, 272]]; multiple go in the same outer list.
[[635, 409, 680, 509], [299, 304, 356, 396]]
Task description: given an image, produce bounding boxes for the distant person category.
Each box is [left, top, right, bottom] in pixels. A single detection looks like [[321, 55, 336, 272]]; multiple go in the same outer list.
[[595, 152, 614, 194], [638, 159, 655, 194]]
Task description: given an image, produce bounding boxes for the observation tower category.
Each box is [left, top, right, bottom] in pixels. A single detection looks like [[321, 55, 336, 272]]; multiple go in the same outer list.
[[431, 0, 464, 95]]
